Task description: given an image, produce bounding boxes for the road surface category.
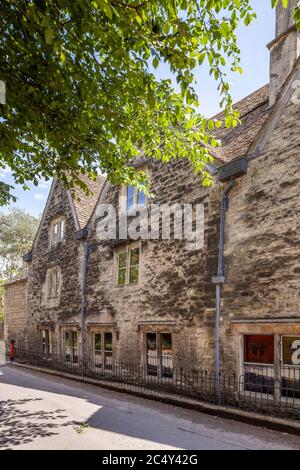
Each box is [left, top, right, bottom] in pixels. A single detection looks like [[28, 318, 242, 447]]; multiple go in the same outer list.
[[0, 364, 299, 450]]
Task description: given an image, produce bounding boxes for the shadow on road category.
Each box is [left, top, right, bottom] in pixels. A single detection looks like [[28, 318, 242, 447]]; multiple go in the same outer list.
[[0, 365, 299, 450], [0, 396, 78, 449]]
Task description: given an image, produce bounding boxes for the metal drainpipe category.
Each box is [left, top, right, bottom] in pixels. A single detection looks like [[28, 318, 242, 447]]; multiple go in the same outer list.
[[80, 240, 89, 370], [213, 179, 235, 401]]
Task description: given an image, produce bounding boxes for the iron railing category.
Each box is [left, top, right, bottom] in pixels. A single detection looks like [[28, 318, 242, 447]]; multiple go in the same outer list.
[[12, 347, 300, 421]]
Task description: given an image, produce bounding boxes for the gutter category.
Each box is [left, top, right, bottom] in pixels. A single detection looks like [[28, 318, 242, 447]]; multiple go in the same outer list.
[[213, 157, 248, 400]]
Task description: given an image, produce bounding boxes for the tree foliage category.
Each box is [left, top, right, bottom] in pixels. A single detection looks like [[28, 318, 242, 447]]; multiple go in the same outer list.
[[0, 0, 299, 204], [0, 209, 40, 279]]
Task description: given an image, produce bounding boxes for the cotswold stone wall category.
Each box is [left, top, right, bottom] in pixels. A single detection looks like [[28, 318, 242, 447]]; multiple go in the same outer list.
[[3, 278, 28, 348], [86, 159, 222, 369], [222, 82, 300, 372], [6, 75, 300, 374], [26, 180, 83, 353]]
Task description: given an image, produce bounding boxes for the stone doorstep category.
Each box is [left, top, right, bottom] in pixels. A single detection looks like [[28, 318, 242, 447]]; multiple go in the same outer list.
[[9, 362, 300, 438]]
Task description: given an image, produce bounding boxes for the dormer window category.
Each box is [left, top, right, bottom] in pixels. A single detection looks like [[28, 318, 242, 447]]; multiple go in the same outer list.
[[50, 218, 65, 246]]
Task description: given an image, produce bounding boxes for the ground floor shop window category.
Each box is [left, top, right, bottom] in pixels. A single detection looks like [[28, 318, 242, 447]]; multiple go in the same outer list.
[[146, 332, 173, 378], [64, 330, 78, 364], [41, 329, 52, 357], [243, 334, 275, 394], [244, 334, 274, 365], [93, 332, 113, 370], [243, 334, 300, 398], [281, 336, 300, 399]]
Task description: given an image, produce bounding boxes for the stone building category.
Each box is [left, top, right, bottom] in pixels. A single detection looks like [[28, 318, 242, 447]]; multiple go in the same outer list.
[[4, 3, 300, 384]]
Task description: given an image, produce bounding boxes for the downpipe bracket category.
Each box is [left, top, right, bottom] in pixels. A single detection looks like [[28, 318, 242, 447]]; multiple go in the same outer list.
[[212, 276, 225, 285]]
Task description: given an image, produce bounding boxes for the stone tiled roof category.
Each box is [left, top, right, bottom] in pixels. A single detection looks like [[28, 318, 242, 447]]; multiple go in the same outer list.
[[212, 85, 270, 163], [68, 86, 270, 224], [72, 174, 106, 229]]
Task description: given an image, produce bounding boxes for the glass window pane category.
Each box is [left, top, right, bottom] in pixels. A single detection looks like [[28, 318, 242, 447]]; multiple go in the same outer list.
[[129, 248, 139, 284], [48, 331, 52, 356], [130, 248, 139, 267], [129, 265, 139, 284], [72, 331, 78, 348], [95, 351, 102, 367], [146, 333, 157, 376], [60, 220, 65, 241], [137, 190, 145, 207], [161, 333, 172, 352], [42, 330, 46, 354], [94, 333, 102, 351], [104, 333, 112, 352], [161, 333, 173, 377], [147, 333, 156, 351], [73, 350, 79, 364], [118, 251, 127, 269], [118, 268, 126, 285], [54, 270, 60, 296], [65, 331, 71, 362], [127, 185, 135, 211], [244, 335, 274, 365], [65, 331, 70, 347], [282, 336, 300, 366], [49, 272, 53, 297]]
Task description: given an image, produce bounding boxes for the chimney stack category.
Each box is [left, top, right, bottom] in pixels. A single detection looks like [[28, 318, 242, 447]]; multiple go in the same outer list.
[[268, 1, 300, 106]]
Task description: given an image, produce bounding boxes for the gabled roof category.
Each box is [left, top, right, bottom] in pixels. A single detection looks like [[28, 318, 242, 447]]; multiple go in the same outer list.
[[28, 84, 272, 250], [212, 85, 270, 163], [68, 87, 271, 223], [28, 175, 106, 256], [71, 174, 106, 229]]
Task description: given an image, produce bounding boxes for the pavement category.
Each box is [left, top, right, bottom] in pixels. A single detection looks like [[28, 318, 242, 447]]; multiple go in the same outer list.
[[0, 364, 299, 450]]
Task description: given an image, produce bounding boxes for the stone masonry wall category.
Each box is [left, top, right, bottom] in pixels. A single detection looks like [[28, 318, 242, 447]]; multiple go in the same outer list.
[[3, 278, 28, 349], [86, 158, 222, 370], [222, 80, 300, 373], [27, 180, 83, 354]]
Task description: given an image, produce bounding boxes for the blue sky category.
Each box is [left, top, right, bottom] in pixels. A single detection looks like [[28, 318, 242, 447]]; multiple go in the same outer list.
[[1, 0, 275, 218]]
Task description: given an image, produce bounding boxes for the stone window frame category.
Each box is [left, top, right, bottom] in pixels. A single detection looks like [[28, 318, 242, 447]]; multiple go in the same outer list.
[[87, 326, 115, 370], [114, 241, 142, 287], [38, 327, 53, 358], [47, 266, 61, 299], [60, 325, 79, 365], [50, 215, 65, 247], [233, 323, 300, 401], [119, 167, 150, 215], [139, 325, 175, 379]]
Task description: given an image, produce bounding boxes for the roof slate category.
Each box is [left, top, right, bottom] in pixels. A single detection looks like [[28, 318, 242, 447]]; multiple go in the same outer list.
[[72, 174, 106, 229], [213, 85, 270, 163], [69, 85, 270, 226]]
